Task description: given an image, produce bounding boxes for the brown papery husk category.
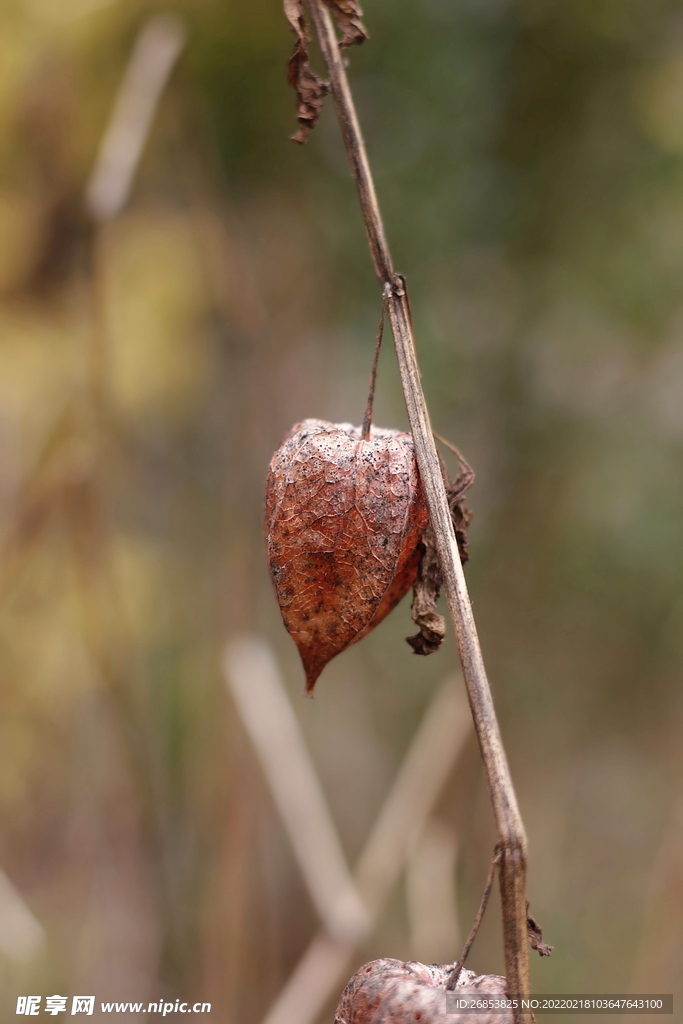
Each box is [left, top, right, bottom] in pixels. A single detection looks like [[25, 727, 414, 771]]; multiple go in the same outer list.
[[335, 957, 512, 1024], [265, 419, 429, 692]]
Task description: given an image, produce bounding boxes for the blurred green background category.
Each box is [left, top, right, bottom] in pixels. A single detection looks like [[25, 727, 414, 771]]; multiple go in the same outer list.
[[0, 0, 681, 1020]]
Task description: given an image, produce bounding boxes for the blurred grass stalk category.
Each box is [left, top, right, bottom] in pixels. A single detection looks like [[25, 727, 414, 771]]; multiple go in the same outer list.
[[223, 635, 471, 1024], [223, 636, 369, 945], [0, 870, 45, 965], [84, 13, 187, 223]]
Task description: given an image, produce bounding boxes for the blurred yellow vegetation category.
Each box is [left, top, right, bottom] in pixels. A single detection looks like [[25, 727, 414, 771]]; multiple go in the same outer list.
[[637, 56, 683, 154], [0, 190, 42, 293], [105, 210, 210, 420], [111, 533, 178, 644], [0, 307, 84, 465]]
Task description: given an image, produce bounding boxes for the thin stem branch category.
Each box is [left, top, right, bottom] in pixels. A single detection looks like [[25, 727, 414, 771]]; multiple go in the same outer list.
[[361, 283, 390, 440], [305, 0, 531, 1009], [433, 430, 471, 472], [447, 846, 501, 990]]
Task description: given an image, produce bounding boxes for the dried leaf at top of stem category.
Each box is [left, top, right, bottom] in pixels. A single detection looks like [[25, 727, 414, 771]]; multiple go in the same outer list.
[[284, 0, 367, 143], [284, 0, 331, 143], [323, 0, 368, 48]]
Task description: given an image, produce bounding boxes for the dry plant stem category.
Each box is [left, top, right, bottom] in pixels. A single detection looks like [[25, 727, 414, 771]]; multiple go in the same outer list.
[[434, 430, 474, 479], [361, 283, 390, 440], [448, 847, 501, 990], [305, 0, 531, 1009]]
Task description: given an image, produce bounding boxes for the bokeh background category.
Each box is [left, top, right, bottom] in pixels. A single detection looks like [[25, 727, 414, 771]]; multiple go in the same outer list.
[[0, 0, 682, 1020]]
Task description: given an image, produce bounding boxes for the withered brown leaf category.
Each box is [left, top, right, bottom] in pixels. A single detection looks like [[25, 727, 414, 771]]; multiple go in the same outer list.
[[265, 419, 428, 692], [283, 0, 367, 144], [527, 905, 554, 957], [284, 0, 331, 143], [335, 957, 512, 1024], [323, 0, 368, 48], [407, 450, 473, 656]]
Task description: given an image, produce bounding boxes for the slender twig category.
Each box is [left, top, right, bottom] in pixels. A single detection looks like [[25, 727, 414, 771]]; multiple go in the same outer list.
[[361, 282, 390, 440], [433, 430, 475, 502], [447, 846, 501, 990], [304, 1, 531, 1009], [433, 430, 472, 474]]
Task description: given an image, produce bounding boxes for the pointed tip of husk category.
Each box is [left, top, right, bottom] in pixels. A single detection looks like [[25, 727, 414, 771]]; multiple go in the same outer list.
[[300, 644, 326, 695], [304, 665, 321, 695]]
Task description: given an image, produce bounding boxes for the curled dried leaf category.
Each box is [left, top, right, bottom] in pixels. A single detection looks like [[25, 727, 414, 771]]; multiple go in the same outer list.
[[283, 0, 366, 143], [323, 0, 368, 48], [527, 906, 554, 958], [406, 522, 444, 655], [335, 957, 512, 1024], [284, 0, 331, 143], [407, 452, 473, 656], [265, 419, 429, 692]]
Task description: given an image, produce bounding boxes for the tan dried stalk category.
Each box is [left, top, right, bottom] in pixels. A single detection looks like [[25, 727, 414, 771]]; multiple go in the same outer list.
[[304, 0, 531, 1009]]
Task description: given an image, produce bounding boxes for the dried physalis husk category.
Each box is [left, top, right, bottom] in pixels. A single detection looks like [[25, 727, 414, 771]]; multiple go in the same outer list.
[[335, 957, 512, 1024], [265, 419, 429, 692]]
